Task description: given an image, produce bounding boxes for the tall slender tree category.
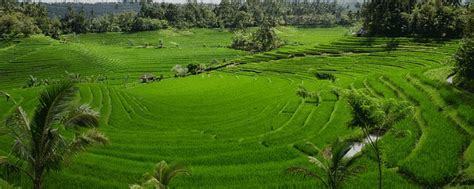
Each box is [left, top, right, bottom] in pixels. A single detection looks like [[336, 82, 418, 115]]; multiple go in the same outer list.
[[342, 88, 413, 189]]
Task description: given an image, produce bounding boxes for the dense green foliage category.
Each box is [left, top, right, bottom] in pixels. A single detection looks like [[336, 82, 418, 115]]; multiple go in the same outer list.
[[139, 0, 351, 29], [362, 0, 466, 38], [0, 13, 40, 41], [0, 0, 355, 41], [344, 89, 414, 133], [454, 36, 474, 90], [0, 0, 56, 40], [343, 88, 413, 188], [231, 23, 284, 52], [0, 179, 15, 189]]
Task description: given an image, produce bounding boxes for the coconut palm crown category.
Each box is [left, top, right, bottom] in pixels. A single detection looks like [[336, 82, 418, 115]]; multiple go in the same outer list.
[[130, 160, 191, 189], [288, 139, 362, 189], [0, 82, 108, 189]]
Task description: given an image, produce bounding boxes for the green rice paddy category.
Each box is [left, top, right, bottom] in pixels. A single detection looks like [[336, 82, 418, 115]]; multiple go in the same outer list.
[[0, 27, 473, 188]]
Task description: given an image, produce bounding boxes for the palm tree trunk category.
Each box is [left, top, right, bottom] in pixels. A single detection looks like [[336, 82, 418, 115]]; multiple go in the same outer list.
[[363, 126, 382, 189], [33, 177, 42, 189], [375, 130, 382, 189], [33, 168, 44, 189], [376, 149, 382, 189]]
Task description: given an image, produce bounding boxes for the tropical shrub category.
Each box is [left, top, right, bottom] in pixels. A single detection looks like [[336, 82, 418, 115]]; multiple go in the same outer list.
[[231, 24, 284, 52], [342, 88, 413, 189], [0, 12, 40, 41], [131, 17, 168, 32], [409, 0, 465, 38], [171, 64, 188, 77], [315, 72, 336, 82], [362, 0, 466, 38], [130, 161, 191, 189], [454, 36, 474, 90], [288, 139, 362, 189], [187, 63, 206, 75]]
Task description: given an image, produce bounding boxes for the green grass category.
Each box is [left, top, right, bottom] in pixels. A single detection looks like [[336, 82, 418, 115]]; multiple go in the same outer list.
[[0, 27, 473, 188]]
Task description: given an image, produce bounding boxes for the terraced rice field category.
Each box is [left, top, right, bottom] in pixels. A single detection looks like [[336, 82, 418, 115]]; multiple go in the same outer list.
[[0, 27, 473, 188]]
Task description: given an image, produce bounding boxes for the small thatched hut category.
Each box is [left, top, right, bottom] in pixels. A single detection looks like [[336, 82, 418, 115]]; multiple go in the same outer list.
[[140, 74, 156, 83]]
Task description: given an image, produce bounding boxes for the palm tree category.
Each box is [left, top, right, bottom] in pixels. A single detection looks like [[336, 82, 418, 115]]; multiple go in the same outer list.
[[343, 88, 413, 189], [0, 90, 11, 135], [130, 160, 191, 189], [0, 82, 109, 189], [288, 139, 362, 189]]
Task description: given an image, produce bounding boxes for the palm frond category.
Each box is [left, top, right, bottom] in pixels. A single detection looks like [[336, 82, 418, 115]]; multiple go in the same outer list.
[[287, 166, 318, 178], [5, 107, 30, 133], [128, 184, 145, 189], [69, 129, 109, 154], [41, 128, 69, 171], [287, 166, 328, 187], [0, 90, 10, 102], [63, 104, 100, 129], [166, 162, 191, 184], [5, 107, 33, 162], [154, 160, 169, 184], [149, 160, 190, 187], [345, 165, 366, 177], [305, 142, 321, 152], [143, 177, 164, 189], [32, 82, 76, 134], [331, 139, 352, 163], [0, 155, 30, 179], [342, 152, 361, 168], [308, 156, 327, 170], [129, 178, 163, 189]]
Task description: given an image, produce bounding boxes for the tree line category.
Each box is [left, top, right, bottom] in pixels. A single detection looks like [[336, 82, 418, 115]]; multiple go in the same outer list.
[[0, 0, 355, 41], [362, 0, 470, 38]]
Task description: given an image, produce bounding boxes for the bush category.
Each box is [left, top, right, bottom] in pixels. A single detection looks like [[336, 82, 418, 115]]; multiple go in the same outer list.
[[231, 24, 284, 52], [23, 75, 51, 88], [41, 18, 62, 39], [171, 64, 188, 77], [0, 12, 40, 41], [131, 17, 168, 32], [315, 72, 336, 82], [230, 30, 254, 51], [187, 63, 206, 75], [409, 1, 465, 38], [90, 17, 110, 33], [454, 36, 474, 90], [211, 59, 219, 64], [363, 0, 466, 38]]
